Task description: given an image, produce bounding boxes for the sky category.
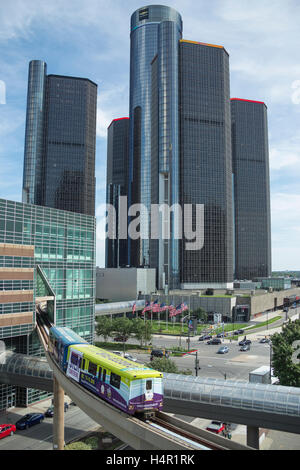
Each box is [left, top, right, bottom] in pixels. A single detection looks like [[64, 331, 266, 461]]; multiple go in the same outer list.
[[0, 0, 300, 271]]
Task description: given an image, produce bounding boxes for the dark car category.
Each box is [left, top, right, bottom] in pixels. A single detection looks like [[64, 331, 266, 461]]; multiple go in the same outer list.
[[207, 338, 222, 345], [239, 338, 251, 346], [217, 333, 227, 338], [44, 403, 69, 417], [113, 335, 128, 342], [198, 335, 211, 341], [16, 413, 44, 430], [150, 349, 169, 359], [0, 424, 16, 439], [240, 344, 250, 351]]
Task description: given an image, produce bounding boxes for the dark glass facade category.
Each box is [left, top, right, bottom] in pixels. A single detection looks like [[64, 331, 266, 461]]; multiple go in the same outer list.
[[22, 60, 47, 206], [0, 197, 95, 409], [22, 63, 97, 217], [231, 99, 271, 279], [106, 118, 129, 268], [179, 41, 233, 287], [129, 5, 182, 289]]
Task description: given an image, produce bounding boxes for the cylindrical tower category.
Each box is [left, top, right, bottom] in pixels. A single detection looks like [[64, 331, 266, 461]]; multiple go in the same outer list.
[[129, 5, 182, 289], [22, 60, 47, 205]]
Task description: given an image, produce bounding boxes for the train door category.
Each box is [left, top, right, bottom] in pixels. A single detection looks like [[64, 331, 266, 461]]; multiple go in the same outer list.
[[66, 348, 83, 382], [145, 379, 154, 401]]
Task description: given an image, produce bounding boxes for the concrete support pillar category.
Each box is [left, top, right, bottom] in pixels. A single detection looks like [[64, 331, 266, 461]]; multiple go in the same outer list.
[[247, 425, 260, 449], [53, 377, 65, 450]]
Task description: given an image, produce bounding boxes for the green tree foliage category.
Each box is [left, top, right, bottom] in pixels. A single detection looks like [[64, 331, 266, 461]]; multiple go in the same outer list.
[[95, 316, 113, 342], [146, 357, 179, 373], [112, 317, 133, 339], [271, 319, 300, 387], [191, 307, 207, 322], [146, 357, 193, 375], [131, 318, 153, 347]]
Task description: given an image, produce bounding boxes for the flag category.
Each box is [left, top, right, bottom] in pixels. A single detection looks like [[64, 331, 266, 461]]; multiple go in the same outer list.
[[181, 302, 189, 312], [132, 302, 136, 314], [158, 303, 166, 312], [152, 300, 160, 312], [141, 301, 151, 316], [169, 304, 183, 318]]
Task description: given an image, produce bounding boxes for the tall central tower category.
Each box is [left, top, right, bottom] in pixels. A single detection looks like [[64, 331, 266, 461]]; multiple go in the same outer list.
[[129, 5, 183, 289]]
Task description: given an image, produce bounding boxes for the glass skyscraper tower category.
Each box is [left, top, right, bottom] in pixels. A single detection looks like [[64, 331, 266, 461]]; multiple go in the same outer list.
[[22, 61, 97, 217], [106, 117, 130, 268], [106, 5, 271, 290], [231, 98, 271, 279], [179, 40, 233, 288], [129, 5, 183, 289]]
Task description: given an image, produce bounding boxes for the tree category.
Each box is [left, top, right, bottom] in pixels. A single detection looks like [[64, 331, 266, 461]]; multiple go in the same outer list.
[[145, 357, 179, 373], [271, 319, 300, 387], [112, 317, 133, 339], [191, 307, 207, 323], [95, 316, 113, 342], [131, 319, 153, 347], [145, 357, 193, 375]]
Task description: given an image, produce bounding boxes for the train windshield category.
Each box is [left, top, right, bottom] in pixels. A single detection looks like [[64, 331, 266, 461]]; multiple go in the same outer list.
[[145, 379, 153, 401]]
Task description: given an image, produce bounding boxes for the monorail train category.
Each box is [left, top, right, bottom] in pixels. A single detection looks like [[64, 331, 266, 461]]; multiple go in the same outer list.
[[48, 326, 163, 416]]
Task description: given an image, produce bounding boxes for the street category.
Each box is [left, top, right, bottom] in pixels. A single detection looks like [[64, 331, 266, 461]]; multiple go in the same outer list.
[[0, 401, 99, 451]]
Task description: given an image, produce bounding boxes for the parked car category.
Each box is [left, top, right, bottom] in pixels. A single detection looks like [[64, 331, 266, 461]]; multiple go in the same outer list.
[[217, 333, 227, 338], [113, 335, 128, 342], [15, 413, 44, 430], [150, 349, 169, 359], [206, 421, 226, 434], [0, 424, 16, 439], [240, 343, 250, 351], [198, 335, 212, 341], [239, 338, 251, 346], [217, 346, 229, 354], [207, 338, 221, 345]]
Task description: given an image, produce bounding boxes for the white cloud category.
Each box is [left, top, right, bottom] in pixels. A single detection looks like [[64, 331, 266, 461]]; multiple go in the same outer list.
[[96, 85, 128, 139]]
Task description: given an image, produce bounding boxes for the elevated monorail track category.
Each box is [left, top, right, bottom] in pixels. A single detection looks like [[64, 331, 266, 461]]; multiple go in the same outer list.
[[36, 314, 252, 450]]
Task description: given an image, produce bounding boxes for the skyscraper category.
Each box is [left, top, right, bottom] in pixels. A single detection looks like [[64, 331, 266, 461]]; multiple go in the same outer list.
[[129, 5, 183, 289], [22, 61, 97, 216], [106, 117, 129, 268], [107, 5, 271, 291], [231, 98, 271, 279], [179, 40, 233, 288]]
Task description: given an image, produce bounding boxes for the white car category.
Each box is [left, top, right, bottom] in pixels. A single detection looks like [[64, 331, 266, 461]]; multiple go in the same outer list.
[[112, 351, 137, 362]]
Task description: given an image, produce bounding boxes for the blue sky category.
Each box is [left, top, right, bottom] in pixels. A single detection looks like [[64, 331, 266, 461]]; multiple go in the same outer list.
[[0, 0, 300, 270]]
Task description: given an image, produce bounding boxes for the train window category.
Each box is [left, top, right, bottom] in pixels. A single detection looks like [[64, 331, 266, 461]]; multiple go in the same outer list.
[[98, 367, 102, 379], [81, 358, 86, 370], [110, 372, 121, 389], [146, 380, 152, 390], [102, 369, 106, 383], [88, 361, 98, 376], [70, 353, 78, 366]]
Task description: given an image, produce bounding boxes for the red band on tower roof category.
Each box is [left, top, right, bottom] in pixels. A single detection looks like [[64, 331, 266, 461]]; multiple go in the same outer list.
[[231, 98, 266, 106], [108, 117, 129, 129]]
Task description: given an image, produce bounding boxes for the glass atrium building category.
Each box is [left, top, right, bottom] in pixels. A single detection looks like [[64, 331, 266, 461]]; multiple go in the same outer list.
[[0, 198, 95, 409]]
